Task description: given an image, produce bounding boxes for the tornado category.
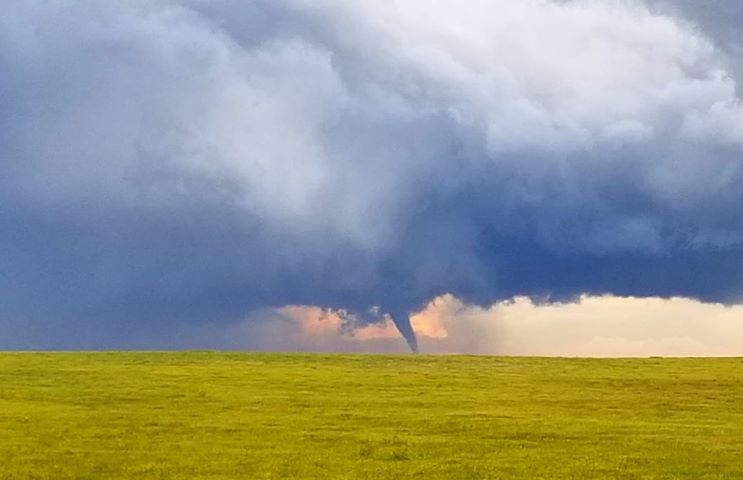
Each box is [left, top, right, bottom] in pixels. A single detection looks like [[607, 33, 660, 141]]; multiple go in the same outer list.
[[390, 309, 419, 353]]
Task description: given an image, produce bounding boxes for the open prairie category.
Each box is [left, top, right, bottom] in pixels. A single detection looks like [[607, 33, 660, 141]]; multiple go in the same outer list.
[[1, 353, 742, 479]]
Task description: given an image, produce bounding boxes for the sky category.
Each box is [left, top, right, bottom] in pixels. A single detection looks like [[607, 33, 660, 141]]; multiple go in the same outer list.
[[2, 0, 743, 354]]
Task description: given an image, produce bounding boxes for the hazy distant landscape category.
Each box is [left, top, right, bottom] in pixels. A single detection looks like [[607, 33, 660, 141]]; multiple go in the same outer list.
[[2, 353, 742, 479]]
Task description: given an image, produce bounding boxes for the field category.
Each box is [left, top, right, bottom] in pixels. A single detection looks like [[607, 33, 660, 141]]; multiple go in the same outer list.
[[1, 353, 742, 479]]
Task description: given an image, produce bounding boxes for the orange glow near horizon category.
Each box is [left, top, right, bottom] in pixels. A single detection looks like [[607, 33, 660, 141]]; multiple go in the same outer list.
[[276, 294, 743, 356]]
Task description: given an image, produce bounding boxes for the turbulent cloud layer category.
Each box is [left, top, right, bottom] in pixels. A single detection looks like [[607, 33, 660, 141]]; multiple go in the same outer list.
[[2, 0, 743, 349]]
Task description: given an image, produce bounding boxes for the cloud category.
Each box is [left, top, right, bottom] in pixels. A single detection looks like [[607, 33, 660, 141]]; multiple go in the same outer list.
[[122, 295, 743, 357], [410, 294, 743, 356], [123, 306, 410, 353], [1, 0, 743, 348]]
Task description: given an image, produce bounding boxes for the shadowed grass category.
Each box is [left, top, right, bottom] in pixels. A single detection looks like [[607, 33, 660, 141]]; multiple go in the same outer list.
[[1, 352, 742, 479]]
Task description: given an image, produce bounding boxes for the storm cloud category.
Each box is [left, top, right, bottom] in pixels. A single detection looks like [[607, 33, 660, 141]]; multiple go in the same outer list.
[[2, 0, 743, 349]]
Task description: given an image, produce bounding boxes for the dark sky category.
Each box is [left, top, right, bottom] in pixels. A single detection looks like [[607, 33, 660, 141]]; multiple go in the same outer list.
[[2, 0, 743, 349]]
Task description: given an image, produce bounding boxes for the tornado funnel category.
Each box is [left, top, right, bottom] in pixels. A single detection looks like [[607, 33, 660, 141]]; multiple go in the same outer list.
[[390, 309, 419, 353]]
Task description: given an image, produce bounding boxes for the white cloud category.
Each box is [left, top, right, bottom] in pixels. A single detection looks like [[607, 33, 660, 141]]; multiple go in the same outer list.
[[411, 294, 743, 356]]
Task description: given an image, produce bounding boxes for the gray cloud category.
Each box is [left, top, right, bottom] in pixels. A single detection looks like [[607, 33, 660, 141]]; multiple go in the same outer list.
[[2, 0, 743, 349]]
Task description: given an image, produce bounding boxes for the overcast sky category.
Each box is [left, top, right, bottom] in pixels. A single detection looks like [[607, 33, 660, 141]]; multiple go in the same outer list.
[[2, 0, 743, 353]]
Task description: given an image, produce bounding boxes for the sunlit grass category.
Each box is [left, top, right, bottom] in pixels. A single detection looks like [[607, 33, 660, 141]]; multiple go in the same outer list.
[[1, 352, 742, 479]]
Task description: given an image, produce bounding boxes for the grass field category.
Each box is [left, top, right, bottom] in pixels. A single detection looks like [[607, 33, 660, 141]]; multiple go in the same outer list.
[[1, 353, 742, 479]]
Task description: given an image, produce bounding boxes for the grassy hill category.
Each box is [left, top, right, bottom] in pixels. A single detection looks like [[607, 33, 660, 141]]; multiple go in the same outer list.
[[1, 352, 742, 479]]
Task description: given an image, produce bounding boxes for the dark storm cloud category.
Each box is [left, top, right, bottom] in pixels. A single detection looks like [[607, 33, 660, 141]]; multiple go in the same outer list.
[[1, 0, 743, 349]]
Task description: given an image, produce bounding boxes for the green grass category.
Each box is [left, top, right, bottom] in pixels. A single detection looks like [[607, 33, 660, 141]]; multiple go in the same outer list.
[[1, 353, 742, 479]]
